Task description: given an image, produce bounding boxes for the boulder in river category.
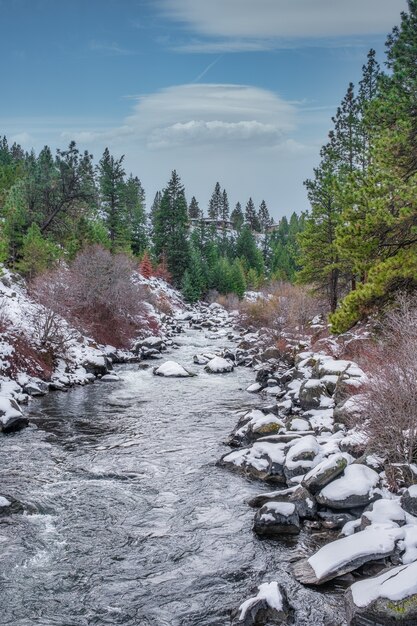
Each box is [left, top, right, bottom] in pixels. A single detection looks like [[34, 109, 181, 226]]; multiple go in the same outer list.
[[253, 501, 301, 537], [0, 397, 28, 433], [249, 485, 316, 520], [153, 361, 195, 378], [232, 581, 292, 625], [293, 525, 403, 585], [204, 356, 234, 373]]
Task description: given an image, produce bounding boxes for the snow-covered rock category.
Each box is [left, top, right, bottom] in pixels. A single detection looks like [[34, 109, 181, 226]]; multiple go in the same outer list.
[[249, 484, 316, 520], [204, 356, 234, 374], [401, 485, 417, 517], [0, 396, 28, 433], [316, 464, 381, 510], [253, 501, 301, 537], [302, 453, 348, 494], [153, 361, 195, 378], [220, 442, 287, 483], [293, 525, 403, 585], [233, 582, 290, 626], [346, 561, 417, 625]]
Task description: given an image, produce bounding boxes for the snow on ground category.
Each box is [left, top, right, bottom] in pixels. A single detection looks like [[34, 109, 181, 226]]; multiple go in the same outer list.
[[0, 266, 185, 417]]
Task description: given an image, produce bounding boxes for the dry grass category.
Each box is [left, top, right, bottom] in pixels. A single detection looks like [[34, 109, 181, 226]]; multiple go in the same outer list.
[[239, 282, 324, 335]]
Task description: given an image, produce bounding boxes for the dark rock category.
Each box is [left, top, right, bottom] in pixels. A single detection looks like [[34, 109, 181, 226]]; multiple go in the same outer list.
[[0, 398, 28, 433], [231, 582, 292, 626], [83, 356, 112, 376], [345, 564, 417, 626], [302, 454, 348, 494], [299, 379, 329, 410], [249, 485, 316, 520], [253, 501, 301, 537], [401, 487, 417, 517]]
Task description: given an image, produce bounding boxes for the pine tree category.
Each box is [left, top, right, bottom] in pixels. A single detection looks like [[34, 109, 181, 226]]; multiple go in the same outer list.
[[17, 223, 60, 278], [230, 202, 244, 230], [153, 170, 190, 288], [357, 49, 381, 170], [230, 258, 246, 298], [258, 200, 273, 233], [149, 190, 162, 236], [236, 225, 264, 274], [208, 182, 222, 220], [98, 147, 126, 251], [221, 189, 230, 221], [181, 246, 204, 302], [188, 196, 201, 219], [245, 197, 260, 232], [123, 174, 148, 256], [297, 148, 343, 312], [328, 82, 361, 174]]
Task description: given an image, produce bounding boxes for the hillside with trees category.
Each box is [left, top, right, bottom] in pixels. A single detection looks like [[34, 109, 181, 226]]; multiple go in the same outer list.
[[0, 141, 303, 303]]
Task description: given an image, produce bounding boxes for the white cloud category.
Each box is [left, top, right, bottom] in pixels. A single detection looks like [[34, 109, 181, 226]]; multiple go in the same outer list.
[[3, 85, 319, 218], [159, 0, 406, 40], [63, 84, 296, 151]]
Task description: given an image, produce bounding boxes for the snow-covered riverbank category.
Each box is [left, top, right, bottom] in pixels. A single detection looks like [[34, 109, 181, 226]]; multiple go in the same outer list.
[[2, 277, 417, 625]]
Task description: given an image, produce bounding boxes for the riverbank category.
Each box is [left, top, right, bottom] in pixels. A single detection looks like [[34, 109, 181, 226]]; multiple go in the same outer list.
[[2, 287, 417, 625]]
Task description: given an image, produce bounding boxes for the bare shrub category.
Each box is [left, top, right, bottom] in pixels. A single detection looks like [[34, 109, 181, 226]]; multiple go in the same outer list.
[[215, 293, 240, 311], [31, 308, 77, 359], [30, 245, 149, 349], [239, 283, 323, 335], [351, 294, 417, 487]]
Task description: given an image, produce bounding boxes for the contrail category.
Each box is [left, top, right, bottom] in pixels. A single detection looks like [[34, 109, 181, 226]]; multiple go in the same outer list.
[[192, 55, 223, 83]]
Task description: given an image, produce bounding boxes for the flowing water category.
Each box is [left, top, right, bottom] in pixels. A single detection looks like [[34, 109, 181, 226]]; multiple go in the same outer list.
[[0, 328, 345, 625]]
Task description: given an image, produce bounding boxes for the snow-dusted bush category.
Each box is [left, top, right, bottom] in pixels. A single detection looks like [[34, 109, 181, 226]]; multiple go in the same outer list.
[[353, 294, 417, 487], [30, 245, 149, 348]]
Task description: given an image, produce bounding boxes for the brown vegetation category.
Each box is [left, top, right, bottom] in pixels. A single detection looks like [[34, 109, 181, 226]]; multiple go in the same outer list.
[[349, 294, 417, 488], [30, 245, 150, 349], [238, 282, 324, 335]]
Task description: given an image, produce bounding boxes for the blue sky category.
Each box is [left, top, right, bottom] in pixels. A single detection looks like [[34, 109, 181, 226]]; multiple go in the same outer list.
[[0, 0, 408, 219]]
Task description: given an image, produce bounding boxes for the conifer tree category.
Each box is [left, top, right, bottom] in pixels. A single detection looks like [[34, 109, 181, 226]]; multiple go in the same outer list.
[[236, 225, 264, 274], [297, 148, 343, 312], [139, 251, 153, 279], [230, 202, 244, 230], [153, 170, 190, 287], [181, 246, 204, 302], [208, 182, 222, 220], [98, 147, 126, 251], [258, 200, 273, 233], [230, 258, 246, 298], [123, 174, 148, 256], [245, 197, 260, 232], [149, 191, 162, 235], [221, 189, 230, 221], [188, 196, 201, 219]]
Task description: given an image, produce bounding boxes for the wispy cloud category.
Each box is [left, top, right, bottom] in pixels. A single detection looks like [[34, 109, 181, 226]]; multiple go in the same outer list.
[[157, 0, 406, 52], [89, 40, 137, 56]]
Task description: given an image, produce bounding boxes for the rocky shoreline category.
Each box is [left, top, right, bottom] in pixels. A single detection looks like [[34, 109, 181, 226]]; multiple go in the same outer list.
[[2, 297, 417, 625]]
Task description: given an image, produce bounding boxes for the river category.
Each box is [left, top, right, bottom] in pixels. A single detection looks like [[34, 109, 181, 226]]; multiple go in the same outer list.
[[0, 327, 345, 625]]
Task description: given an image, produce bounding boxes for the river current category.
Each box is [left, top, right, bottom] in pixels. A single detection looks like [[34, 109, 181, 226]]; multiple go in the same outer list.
[[0, 328, 345, 625]]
